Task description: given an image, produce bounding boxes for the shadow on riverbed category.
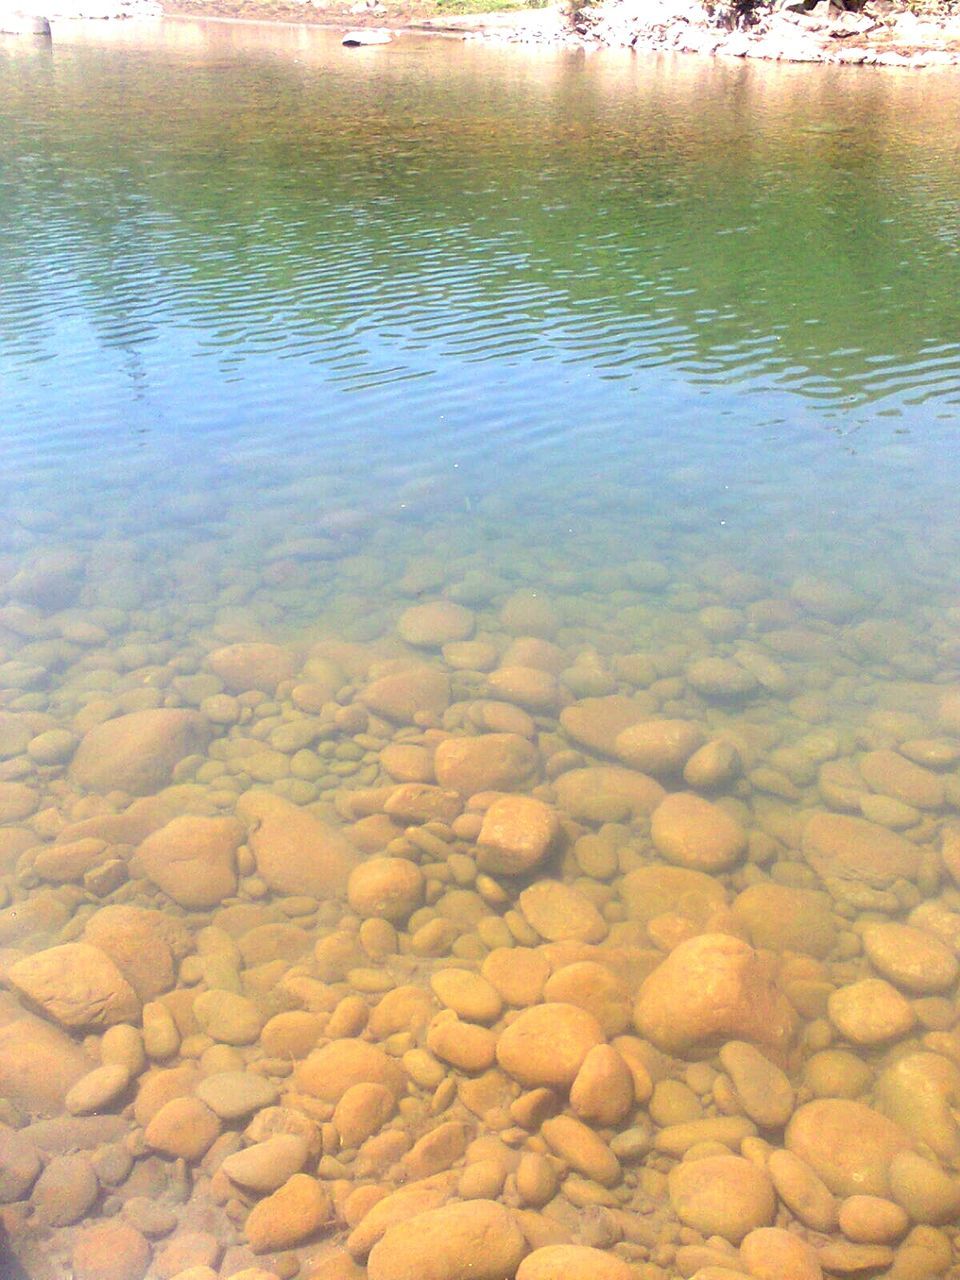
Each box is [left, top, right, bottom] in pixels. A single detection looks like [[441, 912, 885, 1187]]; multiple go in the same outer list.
[[0, 1226, 30, 1280]]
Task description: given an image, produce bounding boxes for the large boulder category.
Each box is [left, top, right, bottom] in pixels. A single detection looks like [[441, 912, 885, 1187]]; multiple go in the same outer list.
[[496, 1002, 604, 1089], [559, 695, 654, 757], [433, 734, 538, 796], [70, 710, 211, 796], [359, 666, 450, 724], [135, 814, 243, 909], [650, 792, 746, 873], [367, 1199, 526, 1280], [7, 943, 140, 1031], [786, 1099, 914, 1197], [82, 905, 178, 1002], [802, 813, 919, 901], [553, 766, 664, 824], [207, 642, 298, 694], [236, 791, 358, 898], [0, 994, 91, 1115], [634, 933, 796, 1061]]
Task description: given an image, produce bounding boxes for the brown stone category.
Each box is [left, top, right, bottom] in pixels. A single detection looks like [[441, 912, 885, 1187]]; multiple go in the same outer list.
[[136, 815, 242, 910], [668, 1155, 775, 1243], [620, 864, 727, 929], [426, 1014, 497, 1073], [553, 766, 664, 824], [686, 657, 757, 701], [614, 719, 705, 777], [541, 1114, 620, 1185], [383, 784, 461, 825], [72, 1219, 152, 1280], [569, 1044, 634, 1126], [481, 948, 549, 1007], [732, 882, 836, 958], [801, 813, 919, 889], [398, 602, 474, 647], [543, 962, 631, 1038], [874, 1052, 960, 1163], [515, 1245, 632, 1280], [767, 1149, 838, 1233], [0, 781, 38, 822], [887, 1150, 960, 1225], [434, 733, 538, 796], [333, 1083, 396, 1147], [0, 995, 97, 1116], [144, 1096, 221, 1161], [401, 1120, 470, 1181], [859, 750, 944, 811], [207, 642, 297, 693], [486, 666, 559, 712], [0, 1123, 41, 1201], [559, 695, 655, 757], [246, 1173, 331, 1254], [738, 1227, 821, 1280], [237, 791, 358, 898], [380, 744, 435, 784], [366, 1198, 525, 1280], [496, 1002, 603, 1089], [518, 881, 606, 943], [785, 1100, 914, 1197], [31, 1152, 98, 1226], [70, 709, 211, 795], [430, 970, 503, 1024], [221, 1134, 310, 1193], [719, 1041, 794, 1129], [862, 922, 959, 994], [634, 933, 796, 1061], [83, 905, 179, 1003], [828, 979, 916, 1046], [7, 942, 140, 1030], [360, 666, 450, 724], [476, 796, 559, 876], [295, 1039, 405, 1103], [838, 1194, 909, 1244], [650, 793, 746, 873], [33, 838, 106, 884], [348, 857, 424, 922]]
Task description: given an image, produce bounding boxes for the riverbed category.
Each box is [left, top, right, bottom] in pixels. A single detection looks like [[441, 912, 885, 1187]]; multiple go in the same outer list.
[[2, 21, 960, 1280]]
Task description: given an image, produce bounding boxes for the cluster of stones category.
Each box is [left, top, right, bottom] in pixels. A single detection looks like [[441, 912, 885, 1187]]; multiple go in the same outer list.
[[3, 547, 960, 1280]]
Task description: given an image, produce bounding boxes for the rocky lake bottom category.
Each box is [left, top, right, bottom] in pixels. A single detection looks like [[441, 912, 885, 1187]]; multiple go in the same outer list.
[[2, 479, 960, 1280]]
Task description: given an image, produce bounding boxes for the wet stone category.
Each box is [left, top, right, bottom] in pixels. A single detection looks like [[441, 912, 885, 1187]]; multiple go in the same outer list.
[[194, 1071, 279, 1120], [861, 921, 959, 994], [0, 1124, 41, 1202], [634, 933, 797, 1061], [650, 792, 746, 873], [786, 1099, 914, 1197], [31, 1152, 99, 1226], [496, 1002, 604, 1089], [518, 880, 606, 943], [366, 1198, 526, 1280], [668, 1154, 775, 1243], [220, 1134, 310, 1193], [72, 1220, 152, 1280], [7, 942, 141, 1031]]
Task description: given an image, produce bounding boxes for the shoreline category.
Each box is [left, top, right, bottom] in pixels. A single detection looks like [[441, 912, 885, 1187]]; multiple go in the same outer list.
[[154, 0, 960, 66]]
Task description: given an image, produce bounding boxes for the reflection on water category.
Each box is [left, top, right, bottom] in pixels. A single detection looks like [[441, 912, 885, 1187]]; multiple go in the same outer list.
[[1, 19, 960, 1280]]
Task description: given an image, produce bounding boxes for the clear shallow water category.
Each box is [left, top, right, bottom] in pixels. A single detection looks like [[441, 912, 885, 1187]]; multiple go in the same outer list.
[[3, 20, 960, 1279]]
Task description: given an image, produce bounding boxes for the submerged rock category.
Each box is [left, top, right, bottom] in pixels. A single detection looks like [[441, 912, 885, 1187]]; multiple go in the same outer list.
[[237, 790, 359, 897], [634, 933, 796, 1061], [7, 942, 140, 1031], [70, 709, 211, 796]]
